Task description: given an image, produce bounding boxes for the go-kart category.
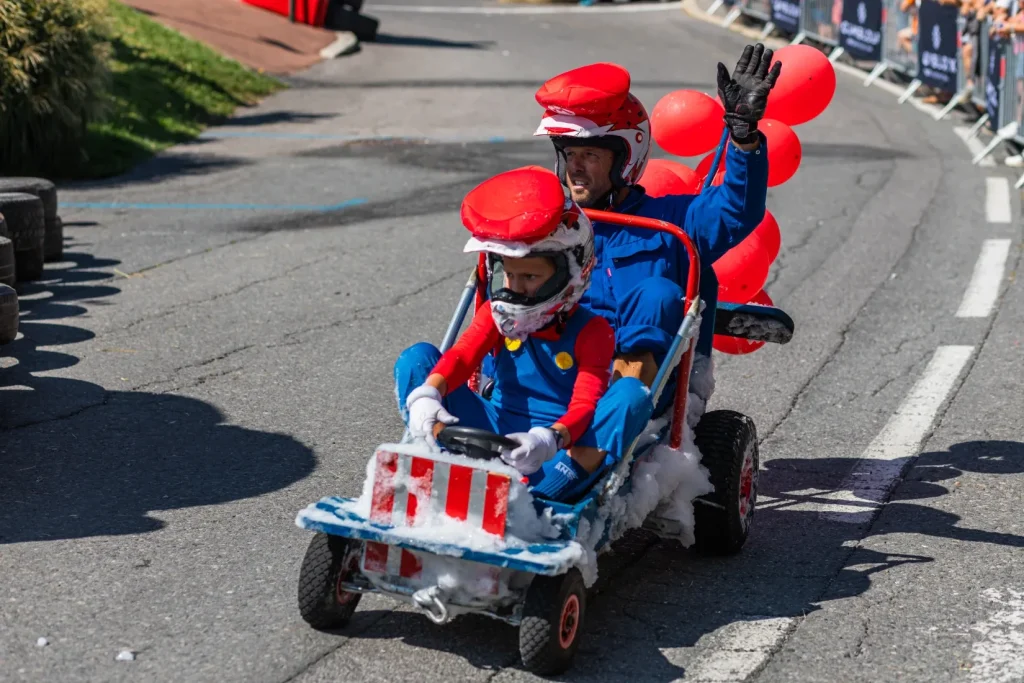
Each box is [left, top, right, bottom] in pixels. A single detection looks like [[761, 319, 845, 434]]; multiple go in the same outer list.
[[294, 209, 793, 676]]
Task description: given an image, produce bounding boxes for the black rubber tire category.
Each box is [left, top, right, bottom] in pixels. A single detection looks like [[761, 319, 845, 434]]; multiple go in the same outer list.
[[0, 177, 57, 221], [324, 7, 379, 41], [0, 193, 45, 282], [0, 236, 14, 288], [45, 216, 63, 262], [0, 284, 19, 345], [519, 569, 586, 676], [297, 533, 363, 630], [692, 410, 759, 556], [0, 212, 8, 238]]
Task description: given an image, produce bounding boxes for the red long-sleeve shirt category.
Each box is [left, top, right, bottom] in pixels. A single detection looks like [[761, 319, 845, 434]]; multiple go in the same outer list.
[[432, 302, 615, 446]]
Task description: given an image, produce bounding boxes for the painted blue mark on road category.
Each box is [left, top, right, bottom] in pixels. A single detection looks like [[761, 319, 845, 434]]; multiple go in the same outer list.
[[198, 130, 513, 144], [61, 198, 368, 212]]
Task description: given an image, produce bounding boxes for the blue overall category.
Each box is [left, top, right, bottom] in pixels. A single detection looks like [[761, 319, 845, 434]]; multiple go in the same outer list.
[[395, 329, 654, 503], [582, 135, 770, 414]]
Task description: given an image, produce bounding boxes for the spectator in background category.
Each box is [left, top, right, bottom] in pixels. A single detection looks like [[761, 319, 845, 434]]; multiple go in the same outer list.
[[961, 0, 985, 92], [897, 0, 920, 56], [991, 0, 1024, 165]]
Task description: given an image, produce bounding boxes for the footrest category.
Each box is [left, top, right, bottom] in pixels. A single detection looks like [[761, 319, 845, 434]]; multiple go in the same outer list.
[[714, 302, 794, 344]]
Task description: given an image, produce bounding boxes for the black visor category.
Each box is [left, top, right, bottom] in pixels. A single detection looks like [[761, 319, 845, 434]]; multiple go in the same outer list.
[[488, 251, 571, 308]]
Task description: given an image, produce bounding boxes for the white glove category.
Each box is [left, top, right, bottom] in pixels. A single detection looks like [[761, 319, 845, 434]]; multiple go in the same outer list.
[[501, 427, 560, 475], [406, 385, 458, 446]]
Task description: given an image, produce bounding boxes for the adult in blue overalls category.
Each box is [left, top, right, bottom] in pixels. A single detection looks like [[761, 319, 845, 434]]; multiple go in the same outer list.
[[533, 44, 780, 414]]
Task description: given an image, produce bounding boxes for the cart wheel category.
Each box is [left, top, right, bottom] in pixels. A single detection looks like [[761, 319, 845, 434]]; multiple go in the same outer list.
[[518, 569, 586, 675], [692, 410, 759, 556], [297, 533, 363, 630]]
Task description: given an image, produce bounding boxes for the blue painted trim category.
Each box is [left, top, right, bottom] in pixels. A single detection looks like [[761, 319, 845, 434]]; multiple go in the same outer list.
[[296, 497, 580, 576]]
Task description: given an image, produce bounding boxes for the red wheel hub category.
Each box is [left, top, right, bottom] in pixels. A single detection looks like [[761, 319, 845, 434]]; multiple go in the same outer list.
[[738, 446, 755, 521], [335, 551, 359, 605], [559, 594, 580, 649]]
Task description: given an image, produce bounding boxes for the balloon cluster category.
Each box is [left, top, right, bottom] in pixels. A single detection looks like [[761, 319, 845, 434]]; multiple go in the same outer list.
[[639, 45, 836, 355]]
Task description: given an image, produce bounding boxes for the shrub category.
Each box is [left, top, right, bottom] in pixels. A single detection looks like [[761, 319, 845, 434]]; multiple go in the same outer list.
[[0, 0, 112, 176]]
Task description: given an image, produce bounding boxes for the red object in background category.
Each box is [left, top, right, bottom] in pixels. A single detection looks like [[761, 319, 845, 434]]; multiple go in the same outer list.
[[752, 210, 781, 262], [241, 0, 330, 27], [712, 289, 773, 355], [762, 44, 837, 126], [650, 89, 725, 158], [759, 119, 803, 187], [639, 159, 701, 197]]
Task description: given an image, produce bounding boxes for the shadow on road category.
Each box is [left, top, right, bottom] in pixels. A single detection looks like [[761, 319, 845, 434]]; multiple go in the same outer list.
[[0, 233, 316, 545], [295, 440, 1024, 680], [373, 33, 496, 50]]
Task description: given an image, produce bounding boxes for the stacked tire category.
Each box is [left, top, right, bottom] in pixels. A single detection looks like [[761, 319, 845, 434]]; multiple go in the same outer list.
[[0, 177, 63, 262], [0, 209, 23, 346], [0, 193, 46, 282]]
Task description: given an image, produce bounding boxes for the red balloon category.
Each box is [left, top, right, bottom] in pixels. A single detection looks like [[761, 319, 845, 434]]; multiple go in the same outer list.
[[711, 289, 773, 355], [713, 333, 765, 355], [640, 159, 701, 196], [650, 90, 726, 157], [639, 160, 693, 197], [713, 233, 771, 304], [707, 168, 726, 188], [753, 210, 781, 262], [760, 119, 802, 187], [748, 288, 774, 307], [665, 161, 702, 192], [763, 45, 836, 126]]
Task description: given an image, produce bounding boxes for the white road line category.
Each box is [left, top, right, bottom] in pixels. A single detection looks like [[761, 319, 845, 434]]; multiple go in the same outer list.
[[368, 1, 682, 13], [681, 617, 797, 682], [986, 177, 1012, 223], [957, 239, 1012, 318], [969, 588, 1024, 683], [819, 345, 974, 524], [955, 126, 998, 168]]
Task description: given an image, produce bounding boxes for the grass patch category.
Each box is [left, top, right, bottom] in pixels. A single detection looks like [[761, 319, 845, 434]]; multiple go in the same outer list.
[[79, 1, 284, 179]]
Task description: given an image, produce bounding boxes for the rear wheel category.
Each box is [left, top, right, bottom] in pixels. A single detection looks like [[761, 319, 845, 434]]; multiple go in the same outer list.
[[519, 569, 586, 676], [692, 410, 758, 555], [297, 533, 363, 629]]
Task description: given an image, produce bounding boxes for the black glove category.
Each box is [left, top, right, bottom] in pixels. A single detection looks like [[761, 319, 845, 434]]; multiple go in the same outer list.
[[716, 43, 783, 145]]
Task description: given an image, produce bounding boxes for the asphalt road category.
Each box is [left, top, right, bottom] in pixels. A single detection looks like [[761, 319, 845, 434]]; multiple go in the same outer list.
[[2, 2, 1023, 682]]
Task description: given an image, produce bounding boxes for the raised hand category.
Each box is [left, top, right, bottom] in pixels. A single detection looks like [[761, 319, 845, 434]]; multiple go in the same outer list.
[[716, 43, 783, 145]]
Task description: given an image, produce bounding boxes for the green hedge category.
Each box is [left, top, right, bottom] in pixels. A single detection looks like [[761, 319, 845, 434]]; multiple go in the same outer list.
[[0, 0, 112, 176]]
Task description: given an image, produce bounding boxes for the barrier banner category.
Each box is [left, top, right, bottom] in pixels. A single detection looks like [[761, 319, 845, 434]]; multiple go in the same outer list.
[[916, 0, 960, 91], [771, 0, 802, 34], [839, 0, 884, 61], [986, 33, 1003, 131]]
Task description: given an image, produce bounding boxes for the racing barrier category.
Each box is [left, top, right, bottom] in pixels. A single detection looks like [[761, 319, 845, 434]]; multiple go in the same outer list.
[[863, 0, 917, 85], [703, 0, 1024, 187], [793, 0, 841, 48]]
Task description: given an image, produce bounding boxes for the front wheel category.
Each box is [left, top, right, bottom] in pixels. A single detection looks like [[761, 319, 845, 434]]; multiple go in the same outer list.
[[518, 569, 586, 676], [692, 410, 759, 555], [297, 533, 363, 629]]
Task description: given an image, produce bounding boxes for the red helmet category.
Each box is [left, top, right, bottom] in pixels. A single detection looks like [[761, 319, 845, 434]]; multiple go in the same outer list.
[[533, 63, 652, 189], [461, 167, 596, 340]]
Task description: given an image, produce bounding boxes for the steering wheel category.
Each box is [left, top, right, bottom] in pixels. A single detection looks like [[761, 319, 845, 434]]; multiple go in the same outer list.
[[436, 425, 518, 461]]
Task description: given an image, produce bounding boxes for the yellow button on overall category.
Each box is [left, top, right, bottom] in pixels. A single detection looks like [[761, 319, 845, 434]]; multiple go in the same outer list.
[[554, 351, 574, 370], [505, 337, 522, 352]]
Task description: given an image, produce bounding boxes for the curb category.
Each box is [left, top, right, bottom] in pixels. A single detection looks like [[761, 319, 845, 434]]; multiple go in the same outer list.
[[320, 31, 360, 59]]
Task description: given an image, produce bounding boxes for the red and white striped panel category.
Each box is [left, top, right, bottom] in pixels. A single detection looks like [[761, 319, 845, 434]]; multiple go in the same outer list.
[[369, 449, 510, 537], [360, 541, 501, 595], [361, 540, 423, 579]]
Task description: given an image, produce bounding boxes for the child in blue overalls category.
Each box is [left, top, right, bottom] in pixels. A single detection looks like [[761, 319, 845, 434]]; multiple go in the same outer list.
[[394, 167, 653, 503]]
